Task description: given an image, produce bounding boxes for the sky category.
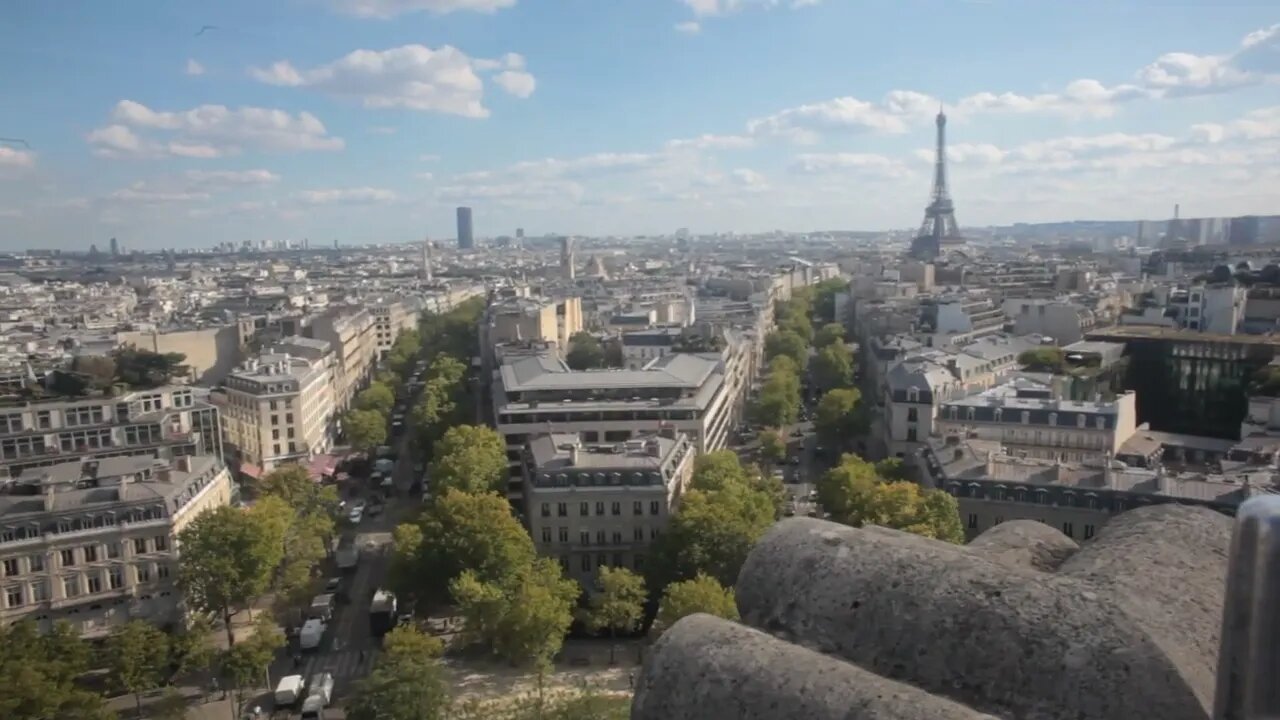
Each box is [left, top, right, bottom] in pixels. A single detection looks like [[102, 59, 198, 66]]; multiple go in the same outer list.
[[0, 1, 1278, 251]]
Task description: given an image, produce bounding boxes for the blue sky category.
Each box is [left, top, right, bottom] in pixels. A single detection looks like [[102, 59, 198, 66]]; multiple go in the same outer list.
[[1, 0, 1278, 250]]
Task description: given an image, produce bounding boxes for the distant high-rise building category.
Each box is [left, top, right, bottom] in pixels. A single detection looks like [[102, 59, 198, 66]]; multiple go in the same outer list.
[[109, 237, 119, 256], [561, 236, 576, 280], [422, 236, 433, 282], [908, 108, 964, 260], [516, 227, 524, 240], [1229, 216, 1261, 246], [457, 206, 474, 250]]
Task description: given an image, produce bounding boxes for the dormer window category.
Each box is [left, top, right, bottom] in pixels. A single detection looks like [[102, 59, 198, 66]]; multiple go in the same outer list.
[[948, 406, 958, 419], [966, 407, 975, 421], [1048, 412, 1057, 425], [906, 387, 920, 402], [1095, 416, 1106, 429], [1077, 414, 1087, 428], [1021, 411, 1030, 424], [993, 409, 1003, 422]]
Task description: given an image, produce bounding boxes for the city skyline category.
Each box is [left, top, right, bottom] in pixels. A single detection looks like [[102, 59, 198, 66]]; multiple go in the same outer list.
[[0, 2, 1277, 249]]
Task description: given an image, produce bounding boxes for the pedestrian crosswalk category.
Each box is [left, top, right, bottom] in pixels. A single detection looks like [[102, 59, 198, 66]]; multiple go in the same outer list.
[[300, 648, 380, 684]]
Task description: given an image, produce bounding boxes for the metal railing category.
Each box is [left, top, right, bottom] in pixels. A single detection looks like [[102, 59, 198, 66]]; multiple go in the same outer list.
[[1216, 494, 1280, 720]]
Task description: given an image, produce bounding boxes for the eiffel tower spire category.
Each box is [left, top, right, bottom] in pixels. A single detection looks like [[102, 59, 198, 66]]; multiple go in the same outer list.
[[909, 106, 964, 260]]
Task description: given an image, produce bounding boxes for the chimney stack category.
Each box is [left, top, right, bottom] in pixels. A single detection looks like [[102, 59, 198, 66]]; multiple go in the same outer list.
[[567, 444, 579, 467]]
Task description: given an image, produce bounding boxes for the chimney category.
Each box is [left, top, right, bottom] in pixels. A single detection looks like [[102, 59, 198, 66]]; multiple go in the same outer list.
[[43, 483, 57, 512], [175, 456, 193, 473], [567, 444, 579, 467], [119, 473, 132, 499]]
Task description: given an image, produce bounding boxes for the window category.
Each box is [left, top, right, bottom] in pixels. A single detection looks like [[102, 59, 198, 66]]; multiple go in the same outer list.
[[1048, 412, 1057, 426], [595, 502, 605, 516], [614, 553, 625, 568], [29, 555, 44, 572], [1063, 522, 1074, 538], [634, 527, 644, 541], [611, 502, 621, 516], [597, 553, 608, 569], [906, 387, 919, 402], [541, 527, 552, 543], [273, 444, 282, 455], [967, 514, 978, 529], [63, 576, 79, 598], [633, 501, 643, 516], [1095, 416, 1106, 429], [1084, 524, 1096, 540], [906, 427, 918, 442], [136, 565, 151, 583], [612, 531, 622, 545], [272, 429, 280, 440], [650, 527, 660, 540], [650, 501, 660, 516], [1077, 414, 1087, 428], [106, 543, 120, 560], [269, 400, 278, 411], [2, 559, 18, 577], [596, 530, 606, 545], [557, 503, 568, 517], [87, 575, 102, 594], [60, 550, 75, 567], [134, 538, 148, 555], [580, 555, 590, 572], [579, 502, 589, 516], [83, 546, 97, 563], [558, 527, 569, 543], [579, 531, 590, 546], [286, 413, 294, 424], [6, 586, 22, 608], [31, 580, 49, 602], [541, 503, 551, 518], [1021, 411, 1030, 424], [907, 407, 918, 422], [108, 567, 124, 590]]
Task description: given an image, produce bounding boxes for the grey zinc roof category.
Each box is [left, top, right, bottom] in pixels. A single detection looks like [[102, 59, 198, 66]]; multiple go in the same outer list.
[[501, 353, 717, 392]]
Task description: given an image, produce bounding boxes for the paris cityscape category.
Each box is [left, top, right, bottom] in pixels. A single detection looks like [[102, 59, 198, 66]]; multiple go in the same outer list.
[[1, 2, 1280, 720]]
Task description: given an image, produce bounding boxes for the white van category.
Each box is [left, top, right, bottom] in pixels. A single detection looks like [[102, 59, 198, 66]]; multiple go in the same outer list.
[[299, 671, 334, 719]]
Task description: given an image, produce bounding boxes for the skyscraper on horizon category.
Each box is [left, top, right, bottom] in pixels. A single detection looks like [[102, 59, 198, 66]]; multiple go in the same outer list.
[[457, 206, 474, 250], [109, 237, 119, 256], [909, 108, 964, 261], [561, 236, 576, 281]]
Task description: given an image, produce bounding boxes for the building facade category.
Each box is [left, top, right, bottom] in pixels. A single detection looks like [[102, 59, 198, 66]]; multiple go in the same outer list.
[[523, 431, 694, 588], [0, 455, 233, 636]]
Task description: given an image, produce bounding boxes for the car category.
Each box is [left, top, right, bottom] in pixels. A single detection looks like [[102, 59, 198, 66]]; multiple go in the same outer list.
[[322, 577, 348, 603], [789, 456, 801, 466], [367, 502, 384, 517], [790, 429, 805, 438], [347, 504, 365, 523]]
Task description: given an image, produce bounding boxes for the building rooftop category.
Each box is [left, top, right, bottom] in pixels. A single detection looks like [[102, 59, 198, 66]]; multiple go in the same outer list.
[[1088, 325, 1280, 346], [0, 454, 223, 520], [501, 353, 718, 392]]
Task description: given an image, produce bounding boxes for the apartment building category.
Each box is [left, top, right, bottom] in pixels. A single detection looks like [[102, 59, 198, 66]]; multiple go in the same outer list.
[[1003, 298, 1097, 345], [369, 301, 417, 359], [918, 295, 1007, 347], [494, 345, 751, 502], [484, 295, 585, 352], [523, 431, 695, 588], [918, 436, 1268, 542], [0, 454, 233, 636], [0, 385, 223, 480], [212, 350, 334, 478], [1121, 283, 1247, 334], [307, 307, 377, 412]]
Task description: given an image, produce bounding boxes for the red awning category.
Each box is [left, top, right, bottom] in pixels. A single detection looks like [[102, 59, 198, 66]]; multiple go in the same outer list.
[[239, 462, 263, 480]]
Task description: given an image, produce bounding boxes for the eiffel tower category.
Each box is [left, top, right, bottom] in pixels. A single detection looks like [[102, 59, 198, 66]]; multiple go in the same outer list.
[[909, 107, 965, 260]]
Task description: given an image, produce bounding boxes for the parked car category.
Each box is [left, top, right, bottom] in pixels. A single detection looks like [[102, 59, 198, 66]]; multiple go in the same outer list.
[[347, 505, 365, 524], [322, 577, 348, 603]]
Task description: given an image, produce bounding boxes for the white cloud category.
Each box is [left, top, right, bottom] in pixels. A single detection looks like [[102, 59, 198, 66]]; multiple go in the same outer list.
[[493, 70, 536, 98], [88, 100, 343, 158], [108, 182, 210, 204], [748, 92, 936, 141], [185, 59, 205, 76], [681, 0, 821, 18], [1191, 106, 1280, 144], [789, 152, 910, 177], [295, 187, 398, 205], [664, 134, 754, 151], [250, 44, 535, 117], [0, 146, 36, 169], [183, 169, 281, 189], [675, 21, 701, 34], [332, 0, 516, 18], [1138, 24, 1280, 96], [731, 168, 768, 189], [955, 79, 1150, 119]]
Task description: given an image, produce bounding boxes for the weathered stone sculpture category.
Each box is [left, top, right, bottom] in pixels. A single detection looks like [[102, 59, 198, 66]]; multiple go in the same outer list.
[[633, 505, 1232, 720]]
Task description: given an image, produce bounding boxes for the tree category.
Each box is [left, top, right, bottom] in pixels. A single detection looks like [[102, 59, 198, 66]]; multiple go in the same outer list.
[[757, 429, 786, 469], [0, 620, 110, 720], [814, 322, 845, 349], [648, 482, 775, 589], [812, 343, 854, 391], [753, 368, 800, 427], [812, 278, 848, 324], [345, 408, 388, 453], [347, 653, 449, 720], [382, 623, 445, 663], [566, 331, 605, 370], [218, 615, 284, 717], [587, 567, 646, 663], [356, 381, 396, 417], [1018, 347, 1066, 373], [656, 573, 740, 630], [431, 425, 508, 495], [170, 616, 217, 678], [814, 388, 863, 453], [150, 689, 189, 720], [764, 330, 807, 367], [397, 490, 536, 604], [816, 454, 963, 543], [451, 558, 578, 711], [874, 457, 909, 482], [603, 339, 624, 368], [105, 620, 170, 717], [411, 378, 458, 456], [178, 505, 283, 647], [781, 312, 813, 343], [689, 450, 753, 493], [252, 494, 331, 611], [113, 347, 188, 387]]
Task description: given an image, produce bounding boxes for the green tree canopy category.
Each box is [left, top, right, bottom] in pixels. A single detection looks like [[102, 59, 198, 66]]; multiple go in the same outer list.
[[812, 343, 854, 391], [218, 615, 284, 716], [347, 627, 450, 720], [1018, 347, 1066, 373], [394, 490, 536, 605], [431, 425, 508, 495], [656, 573, 740, 630], [113, 347, 189, 388], [566, 332, 605, 370], [816, 454, 963, 543], [178, 505, 283, 646], [814, 388, 863, 453], [451, 558, 578, 672], [649, 482, 775, 589], [689, 450, 753, 493], [753, 367, 801, 427], [0, 620, 110, 720], [356, 381, 396, 417], [813, 322, 846, 349], [812, 278, 848, 324], [587, 567, 646, 662], [105, 620, 170, 717], [764, 330, 808, 367], [345, 408, 388, 453], [757, 429, 786, 467]]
